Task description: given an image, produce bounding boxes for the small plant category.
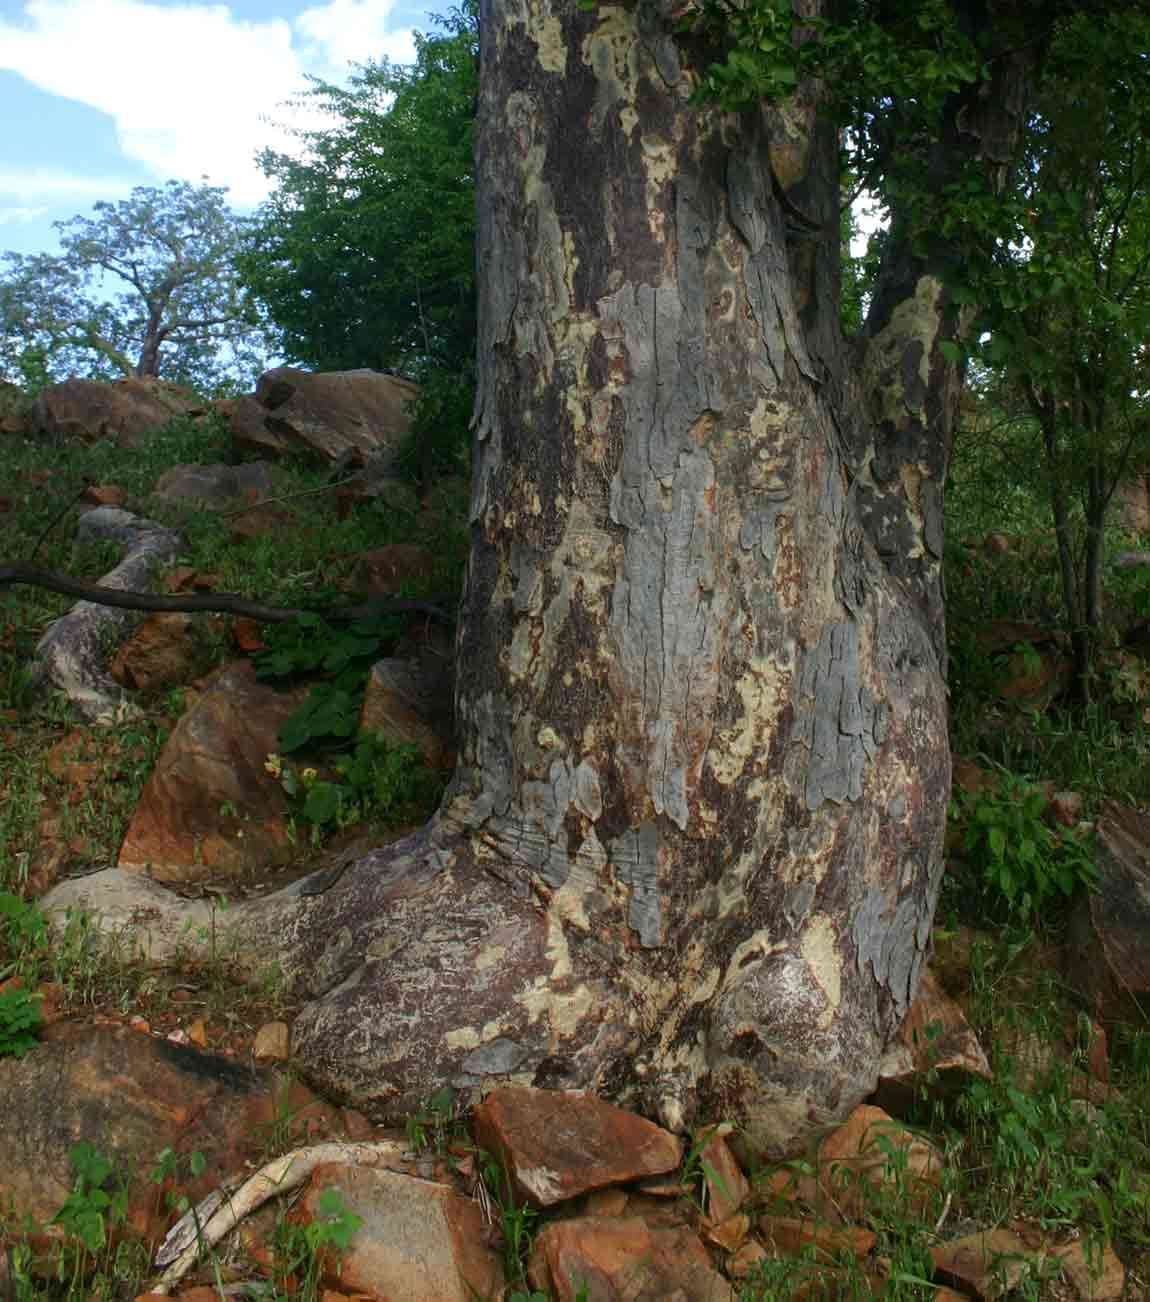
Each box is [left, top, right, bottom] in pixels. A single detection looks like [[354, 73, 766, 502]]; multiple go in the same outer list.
[[52, 1142, 128, 1257], [478, 1150, 540, 1289], [404, 1086, 458, 1154], [0, 984, 43, 1057], [267, 733, 442, 844], [951, 769, 1097, 922], [274, 1187, 362, 1300]]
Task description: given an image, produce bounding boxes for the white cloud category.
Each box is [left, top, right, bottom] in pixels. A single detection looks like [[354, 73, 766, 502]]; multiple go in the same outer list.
[[0, 0, 416, 206], [0, 204, 49, 224], [297, 0, 416, 73], [0, 169, 136, 200]]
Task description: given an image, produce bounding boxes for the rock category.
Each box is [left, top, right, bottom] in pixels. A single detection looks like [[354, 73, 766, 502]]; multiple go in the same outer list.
[[228, 367, 419, 465], [152, 461, 275, 508], [1113, 550, 1150, 569], [109, 613, 198, 692], [351, 543, 437, 596], [117, 660, 309, 884], [983, 531, 1012, 554], [227, 504, 296, 541], [976, 620, 1071, 706], [873, 967, 991, 1116], [1053, 1238, 1125, 1300], [80, 483, 128, 508], [30, 377, 202, 446], [1066, 802, 1150, 1022], [698, 1125, 750, 1224], [930, 1229, 1036, 1298], [32, 508, 183, 723], [527, 1216, 733, 1302], [952, 755, 995, 797], [0, 1024, 264, 1225], [816, 1104, 943, 1218], [360, 658, 453, 769], [1049, 790, 1084, 827], [297, 1164, 504, 1302], [214, 393, 280, 457], [1115, 469, 1150, 534], [252, 1021, 291, 1061], [471, 1086, 683, 1208], [760, 1215, 876, 1262]]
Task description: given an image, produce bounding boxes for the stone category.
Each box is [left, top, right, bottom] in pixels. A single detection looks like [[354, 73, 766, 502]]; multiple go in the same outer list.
[[30, 377, 203, 446], [0, 1024, 268, 1225], [297, 1164, 504, 1302], [152, 461, 275, 508], [1115, 469, 1150, 533], [215, 392, 284, 459], [1049, 790, 1085, 827], [1052, 1238, 1125, 1300], [528, 1216, 733, 1302], [873, 966, 991, 1116], [930, 1229, 1036, 1298], [227, 504, 296, 541], [252, 1021, 291, 1061], [359, 658, 453, 769], [244, 367, 419, 465], [760, 1215, 876, 1262], [80, 483, 128, 508], [816, 1105, 943, 1219], [698, 1125, 750, 1223], [109, 613, 198, 692], [117, 660, 309, 884], [1066, 802, 1150, 1023], [471, 1086, 683, 1208], [351, 543, 437, 596]]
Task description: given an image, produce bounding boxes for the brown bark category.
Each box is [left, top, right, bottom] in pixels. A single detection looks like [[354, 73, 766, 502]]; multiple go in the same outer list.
[[217, 0, 1067, 1161], [280, 0, 965, 1154]]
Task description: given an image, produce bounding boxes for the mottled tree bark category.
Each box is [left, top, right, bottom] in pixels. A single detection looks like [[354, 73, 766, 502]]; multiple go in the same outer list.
[[281, 0, 1038, 1153]]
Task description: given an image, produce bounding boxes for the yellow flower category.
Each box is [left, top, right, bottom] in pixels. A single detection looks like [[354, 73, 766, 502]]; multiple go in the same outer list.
[[264, 753, 282, 777], [301, 767, 318, 785]]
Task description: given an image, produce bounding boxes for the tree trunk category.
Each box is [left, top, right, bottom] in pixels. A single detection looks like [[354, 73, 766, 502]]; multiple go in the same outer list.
[[279, 0, 1035, 1154]]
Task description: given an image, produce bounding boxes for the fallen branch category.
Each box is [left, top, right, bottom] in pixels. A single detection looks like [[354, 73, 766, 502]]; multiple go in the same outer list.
[[0, 560, 457, 625], [151, 1138, 409, 1291]]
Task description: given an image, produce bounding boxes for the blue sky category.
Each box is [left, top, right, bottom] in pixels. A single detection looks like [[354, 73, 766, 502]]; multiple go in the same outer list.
[[0, 0, 443, 256]]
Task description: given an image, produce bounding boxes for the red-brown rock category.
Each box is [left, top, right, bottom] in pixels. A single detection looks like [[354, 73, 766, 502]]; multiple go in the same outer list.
[[360, 658, 453, 768], [109, 613, 198, 692], [351, 543, 437, 596], [298, 1164, 504, 1302], [930, 1229, 1035, 1298], [472, 1087, 683, 1208], [31, 377, 202, 446], [527, 1216, 733, 1301], [817, 1105, 943, 1218], [117, 660, 309, 884]]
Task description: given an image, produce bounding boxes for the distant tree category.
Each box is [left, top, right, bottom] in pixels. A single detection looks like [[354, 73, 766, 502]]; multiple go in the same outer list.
[[959, 10, 1150, 693], [242, 4, 477, 378], [0, 180, 266, 392]]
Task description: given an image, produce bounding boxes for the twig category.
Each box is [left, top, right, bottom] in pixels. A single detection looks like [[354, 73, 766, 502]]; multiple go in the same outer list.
[[218, 473, 364, 518], [151, 1139, 408, 1291], [0, 560, 457, 625], [28, 480, 94, 562]]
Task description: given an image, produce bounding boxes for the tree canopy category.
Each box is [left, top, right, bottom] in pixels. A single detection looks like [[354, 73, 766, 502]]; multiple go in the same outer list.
[[241, 4, 477, 379], [0, 180, 266, 393]]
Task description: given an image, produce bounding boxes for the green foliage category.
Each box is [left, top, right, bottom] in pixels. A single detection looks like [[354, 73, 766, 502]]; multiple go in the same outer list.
[[393, 366, 474, 489], [274, 1187, 362, 1299], [270, 734, 442, 842], [404, 1086, 459, 1154], [0, 179, 267, 391], [51, 1143, 128, 1257], [243, 4, 477, 377], [0, 985, 42, 1058], [951, 772, 1097, 923]]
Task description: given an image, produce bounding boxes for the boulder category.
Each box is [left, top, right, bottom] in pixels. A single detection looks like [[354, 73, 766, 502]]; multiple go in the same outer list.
[[1066, 802, 1150, 1023], [219, 367, 419, 465], [152, 461, 275, 508], [360, 658, 453, 769], [30, 377, 203, 446], [471, 1086, 683, 1209], [351, 542, 437, 596], [117, 660, 309, 885], [297, 1165, 504, 1302], [1116, 469, 1150, 534]]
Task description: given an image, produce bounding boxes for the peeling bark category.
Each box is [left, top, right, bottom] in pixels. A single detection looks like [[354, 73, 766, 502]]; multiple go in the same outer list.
[[271, 0, 966, 1155]]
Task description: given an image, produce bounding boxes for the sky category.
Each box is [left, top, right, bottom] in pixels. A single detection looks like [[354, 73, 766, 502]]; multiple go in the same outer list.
[[0, 0, 444, 257]]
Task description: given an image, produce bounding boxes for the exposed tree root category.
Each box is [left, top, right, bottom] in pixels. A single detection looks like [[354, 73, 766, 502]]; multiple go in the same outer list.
[[151, 1139, 407, 1290]]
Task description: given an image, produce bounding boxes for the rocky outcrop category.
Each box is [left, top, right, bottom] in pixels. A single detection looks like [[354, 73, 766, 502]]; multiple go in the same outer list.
[[152, 461, 275, 508], [30, 377, 203, 446], [117, 660, 309, 885], [219, 367, 419, 464]]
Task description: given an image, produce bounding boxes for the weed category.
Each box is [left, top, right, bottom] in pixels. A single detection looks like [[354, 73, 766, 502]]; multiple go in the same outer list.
[[0, 985, 42, 1057], [404, 1086, 459, 1155], [273, 1186, 362, 1300], [478, 1150, 540, 1289]]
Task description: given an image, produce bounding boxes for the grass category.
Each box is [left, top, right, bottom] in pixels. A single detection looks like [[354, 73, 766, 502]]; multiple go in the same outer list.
[[1, 407, 1149, 1296]]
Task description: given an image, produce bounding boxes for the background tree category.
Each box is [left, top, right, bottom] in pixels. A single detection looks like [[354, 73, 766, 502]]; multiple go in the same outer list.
[[0, 180, 265, 393], [242, 5, 477, 380], [956, 10, 1150, 695]]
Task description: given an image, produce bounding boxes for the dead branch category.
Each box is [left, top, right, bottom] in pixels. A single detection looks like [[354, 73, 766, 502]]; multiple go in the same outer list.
[[151, 1139, 409, 1291], [0, 560, 456, 625]]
